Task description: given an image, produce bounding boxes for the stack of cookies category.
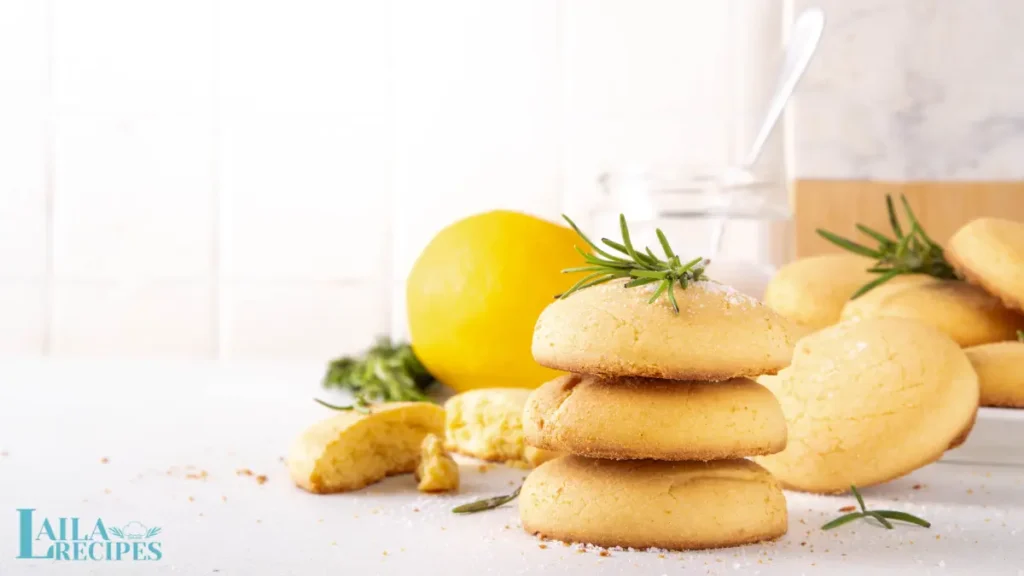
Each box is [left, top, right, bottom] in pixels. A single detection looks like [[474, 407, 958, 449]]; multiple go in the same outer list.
[[518, 279, 803, 550]]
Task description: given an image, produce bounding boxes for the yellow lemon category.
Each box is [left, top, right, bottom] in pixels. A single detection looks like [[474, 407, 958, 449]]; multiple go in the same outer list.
[[406, 210, 586, 392]]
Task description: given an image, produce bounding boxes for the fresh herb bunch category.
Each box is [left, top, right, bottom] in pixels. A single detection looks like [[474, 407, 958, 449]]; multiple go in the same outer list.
[[559, 214, 709, 313], [322, 337, 435, 405], [817, 195, 958, 299], [452, 486, 521, 514], [821, 485, 931, 531]]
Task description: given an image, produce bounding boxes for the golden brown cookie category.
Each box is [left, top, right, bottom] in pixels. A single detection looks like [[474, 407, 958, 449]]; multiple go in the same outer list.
[[948, 218, 1024, 312], [764, 254, 875, 330], [840, 275, 1024, 347], [532, 279, 804, 381], [520, 456, 787, 550], [755, 318, 978, 493], [288, 402, 445, 494], [523, 374, 786, 460], [964, 341, 1024, 408]]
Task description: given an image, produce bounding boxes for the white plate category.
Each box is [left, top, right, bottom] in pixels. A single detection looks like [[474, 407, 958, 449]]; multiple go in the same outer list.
[[943, 407, 1024, 465]]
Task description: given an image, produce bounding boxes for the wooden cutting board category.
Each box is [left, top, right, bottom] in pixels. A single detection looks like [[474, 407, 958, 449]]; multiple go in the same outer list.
[[793, 180, 1024, 258]]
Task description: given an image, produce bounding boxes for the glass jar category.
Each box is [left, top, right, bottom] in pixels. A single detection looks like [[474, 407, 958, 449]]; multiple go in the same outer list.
[[590, 166, 791, 298]]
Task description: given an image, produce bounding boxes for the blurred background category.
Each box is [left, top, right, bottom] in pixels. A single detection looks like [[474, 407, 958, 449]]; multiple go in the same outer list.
[[1, 0, 1022, 360]]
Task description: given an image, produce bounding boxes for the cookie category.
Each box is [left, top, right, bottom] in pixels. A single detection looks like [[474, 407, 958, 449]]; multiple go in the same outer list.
[[840, 275, 1024, 347], [523, 374, 786, 460], [520, 456, 787, 550], [964, 341, 1024, 408], [288, 402, 445, 494], [532, 279, 804, 381], [754, 318, 978, 493], [947, 217, 1024, 311], [444, 388, 560, 467], [764, 254, 875, 330]]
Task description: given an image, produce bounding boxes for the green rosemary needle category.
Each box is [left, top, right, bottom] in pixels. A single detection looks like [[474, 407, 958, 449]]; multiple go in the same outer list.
[[451, 486, 521, 514], [314, 397, 371, 415], [821, 485, 931, 531], [559, 214, 709, 313], [817, 195, 959, 299]]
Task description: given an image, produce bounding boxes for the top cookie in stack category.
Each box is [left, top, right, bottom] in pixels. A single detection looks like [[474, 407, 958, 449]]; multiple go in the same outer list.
[[519, 275, 805, 551]]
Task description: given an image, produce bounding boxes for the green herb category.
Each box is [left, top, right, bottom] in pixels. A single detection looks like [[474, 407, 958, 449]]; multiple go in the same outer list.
[[314, 397, 371, 415], [816, 195, 958, 299], [559, 214, 709, 313], [451, 486, 521, 514], [1017, 330, 1024, 342], [821, 485, 931, 531], [323, 337, 435, 404]]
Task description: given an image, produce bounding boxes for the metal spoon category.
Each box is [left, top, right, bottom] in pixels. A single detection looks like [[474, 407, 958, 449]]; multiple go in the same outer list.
[[709, 7, 825, 258]]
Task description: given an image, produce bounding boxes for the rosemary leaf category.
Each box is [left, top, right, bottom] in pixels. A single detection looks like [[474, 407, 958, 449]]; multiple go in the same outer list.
[[821, 512, 864, 530], [817, 229, 883, 259], [865, 511, 894, 529], [873, 510, 932, 528], [656, 228, 675, 258], [452, 486, 521, 514]]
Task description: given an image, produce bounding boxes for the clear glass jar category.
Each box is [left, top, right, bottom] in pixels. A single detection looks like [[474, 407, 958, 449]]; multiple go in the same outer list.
[[590, 166, 792, 298]]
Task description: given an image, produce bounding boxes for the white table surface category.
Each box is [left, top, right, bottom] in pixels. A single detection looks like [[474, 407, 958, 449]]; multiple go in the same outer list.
[[1, 358, 1022, 576]]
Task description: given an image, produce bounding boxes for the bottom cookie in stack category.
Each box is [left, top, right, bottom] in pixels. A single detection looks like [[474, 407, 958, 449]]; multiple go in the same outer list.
[[520, 457, 787, 550]]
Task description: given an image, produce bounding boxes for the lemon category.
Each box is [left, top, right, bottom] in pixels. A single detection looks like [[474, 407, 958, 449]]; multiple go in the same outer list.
[[406, 210, 586, 392]]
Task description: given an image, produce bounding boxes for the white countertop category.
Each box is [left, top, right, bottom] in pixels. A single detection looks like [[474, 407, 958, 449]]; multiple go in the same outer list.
[[2, 359, 1022, 575]]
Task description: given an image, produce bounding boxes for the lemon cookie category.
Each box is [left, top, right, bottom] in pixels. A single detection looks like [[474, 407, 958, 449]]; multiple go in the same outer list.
[[288, 402, 445, 494], [444, 388, 560, 467], [523, 374, 786, 460], [948, 218, 1024, 311], [755, 318, 978, 493], [965, 341, 1024, 408], [532, 279, 804, 381], [520, 456, 787, 550], [415, 434, 459, 492], [840, 275, 1024, 347], [764, 254, 875, 330]]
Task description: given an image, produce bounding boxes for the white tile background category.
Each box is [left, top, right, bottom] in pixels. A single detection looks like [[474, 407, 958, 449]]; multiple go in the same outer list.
[[0, 0, 783, 359]]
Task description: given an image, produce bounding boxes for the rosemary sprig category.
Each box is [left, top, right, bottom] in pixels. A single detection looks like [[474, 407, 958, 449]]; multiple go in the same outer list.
[[817, 195, 958, 299], [451, 486, 521, 514], [323, 337, 435, 404], [314, 397, 371, 415], [821, 485, 931, 531], [559, 214, 709, 313]]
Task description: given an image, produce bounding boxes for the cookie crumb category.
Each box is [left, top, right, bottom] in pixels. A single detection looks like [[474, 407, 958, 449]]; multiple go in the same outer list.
[[256, 475, 268, 485], [599, 550, 610, 557], [221, 496, 227, 502], [478, 464, 490, 473], [413, 508, 420, 513], [100, 457, 109, 464], [913, 484, 922, 490], [103, 489, 111, 495], [236, 468, 254, 476], [839, 505, 856, 512], [187, 496, 194, 502], [538, 544, 547, 550]]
